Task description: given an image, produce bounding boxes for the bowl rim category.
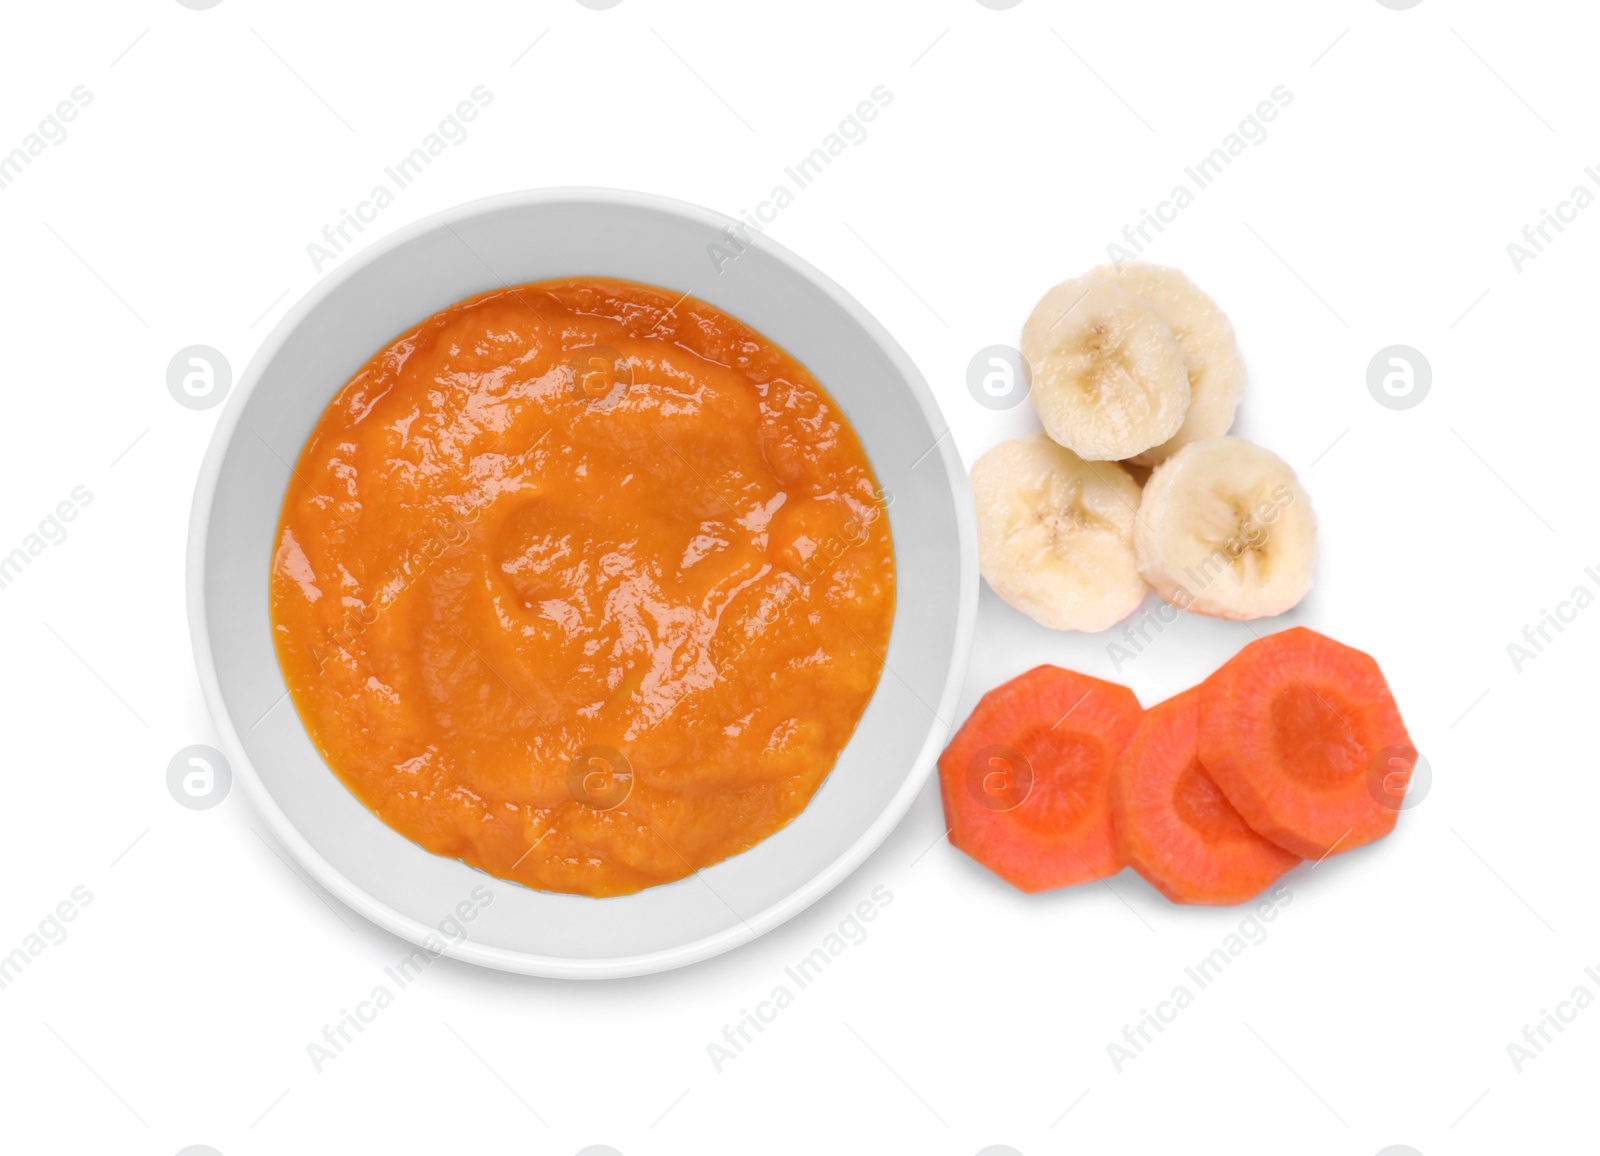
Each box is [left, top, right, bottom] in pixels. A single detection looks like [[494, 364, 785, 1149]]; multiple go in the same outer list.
[[185, 186, 977, 978]]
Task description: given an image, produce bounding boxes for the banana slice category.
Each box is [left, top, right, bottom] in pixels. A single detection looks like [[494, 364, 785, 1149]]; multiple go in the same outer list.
[[1135, 437, 1316, 620], [1021, 277, 1190, 462], [1091, 262, 1247, 466], [973, 433, 1148, 632]]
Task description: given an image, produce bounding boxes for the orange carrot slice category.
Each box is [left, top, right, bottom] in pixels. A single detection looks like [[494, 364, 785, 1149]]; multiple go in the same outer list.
[[1198, 626, 1415, 860], [1112, 686, 1299, 904], [938, 666, 1143, 893]]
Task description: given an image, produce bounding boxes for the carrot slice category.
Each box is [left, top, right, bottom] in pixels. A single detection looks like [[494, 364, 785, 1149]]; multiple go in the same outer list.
[[1112, 686, 1299, 904], [938, 666, 1143, 893], [1197, 626, 1414, 860]]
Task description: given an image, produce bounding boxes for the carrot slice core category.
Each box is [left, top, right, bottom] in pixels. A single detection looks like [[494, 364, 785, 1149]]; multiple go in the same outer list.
[[1269, 684, 1369, 789], [1113, 687, 1299, 905], [1171, 757, 1258, 844], [938, 666, 1143, 893], [1198, 626, 1413, 859]]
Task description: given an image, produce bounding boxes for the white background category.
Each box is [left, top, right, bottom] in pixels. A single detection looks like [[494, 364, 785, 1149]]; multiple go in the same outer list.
[[1, 1, 1593, 1153]]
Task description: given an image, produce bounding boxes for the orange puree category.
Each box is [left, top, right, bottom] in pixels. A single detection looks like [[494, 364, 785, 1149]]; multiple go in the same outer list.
[[270, 277, 895, 897]]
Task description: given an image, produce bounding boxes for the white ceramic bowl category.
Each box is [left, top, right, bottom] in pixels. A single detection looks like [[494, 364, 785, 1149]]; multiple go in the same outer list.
[[187, 189, 976, 978]]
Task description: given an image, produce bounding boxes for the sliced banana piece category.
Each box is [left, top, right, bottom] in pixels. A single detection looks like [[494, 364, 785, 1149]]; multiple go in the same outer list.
[[1091, 262, 1247, 466], [1135, 437, 1316, 620], [1021, 278, 1190, 462], [973, 433, 1148, 632]]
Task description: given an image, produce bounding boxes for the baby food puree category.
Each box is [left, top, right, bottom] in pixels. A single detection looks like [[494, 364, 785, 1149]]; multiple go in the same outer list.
[[271, 278, 895, 897]]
